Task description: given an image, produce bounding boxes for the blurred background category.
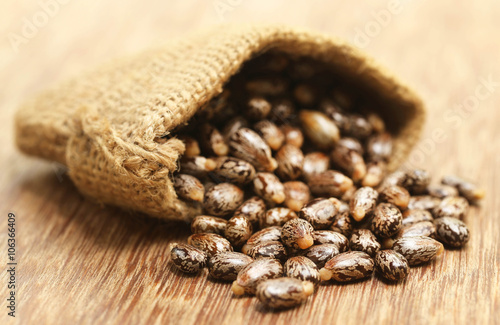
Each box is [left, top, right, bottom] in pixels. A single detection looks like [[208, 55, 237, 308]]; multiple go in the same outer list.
[[1, 0, 499, 176], [0, 1, 498, 324]]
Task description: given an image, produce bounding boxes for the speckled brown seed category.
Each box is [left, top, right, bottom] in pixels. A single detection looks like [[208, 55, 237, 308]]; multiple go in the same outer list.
[[330, 197, 349, 214], [187, 233, 233, 257], [399, 169, 431, 195], [283, 181, 311, 212], [178, 135, 201, 157], [308, 170, 353, 198], [284, 256, 321, 286], [342, 114, 373, 139], [246, 78, 288, 97], [203, 181, 216, 193], [366, 111, 386, 133], [366, 132, 393, 162], [222, 116, 249, 140], [375, 250, 409, 281], [270, 99, 295, 124], [302, 244, 340, 268], [170, 243, 208, 273], [362, 161, 386, 187], [245, 97, 272, 120], [319, 251, 374, 282], [256, 277, 314, 309], [294, 83, 317, 106], [190, 215, 227, 235], [300, 198, 337, 230], [281, 125, 304, 148], [434, 217, 470, 247], [392, 236, 444, 266], [289, 59, 320, 81], [379, 170, 406, 189], [370, 203, 403, 238], [330, 139, 366, 181], [408, 195, 442, 211], [336, 137, 364, 154], [433, 196, 469, 219], [313, 230, 349, 252], [341, 185, 357, 202], [349, 229, 381, 257], [199, 123, 229, 157], [302, 152, 330, 181], [254, 120, 285, 151], [378, 185, 410, 210], [225, 215, 253, 247], [179, 155, 216, 178], [246, 241, 288, 263], [442, 175, 485, 203], [427, 184, 459, 199], [241, 227, 282, 255], [349, 186, 378, 222], [299, 110, 340, 149], [331, 111, 357, 134], [320, 99, 347, 127], [402, 209, 434, 226], [231, 257, 283, 295], [253, 172, 286, 204], [395, 221, 436, 239], [233, 196, 267, 226], [260, 207, 298, 229], [203, 183, 244, 217], [252, 55, 286, 73], [330, 210, 354, 237], [281, 218, 315, 250], [173, 174, 205, 202], [229, 128, 277, 172], [212, 156, 256, 185], [208, 252, 253, 281], [275, 144, 304, 180]]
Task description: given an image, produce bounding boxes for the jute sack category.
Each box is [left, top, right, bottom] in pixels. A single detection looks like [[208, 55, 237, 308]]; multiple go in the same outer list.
[[15, 24, 425, 222]]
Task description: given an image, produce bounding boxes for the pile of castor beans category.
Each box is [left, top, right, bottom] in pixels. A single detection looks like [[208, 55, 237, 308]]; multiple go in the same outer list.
[[165, 53, 484, 310]]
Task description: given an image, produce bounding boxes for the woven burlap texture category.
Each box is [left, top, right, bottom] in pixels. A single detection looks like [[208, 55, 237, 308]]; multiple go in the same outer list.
[[15, 24, 425, 221]]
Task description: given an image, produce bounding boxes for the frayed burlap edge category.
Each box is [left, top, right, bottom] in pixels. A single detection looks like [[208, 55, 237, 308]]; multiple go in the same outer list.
[[15, 24, 425, 221]]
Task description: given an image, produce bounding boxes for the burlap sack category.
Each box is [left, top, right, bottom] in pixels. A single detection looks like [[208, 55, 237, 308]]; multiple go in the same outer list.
[[15, 24, 425, 222]]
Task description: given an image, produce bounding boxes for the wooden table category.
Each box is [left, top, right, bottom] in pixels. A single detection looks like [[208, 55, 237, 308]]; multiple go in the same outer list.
[[1, 1, 499, 324]]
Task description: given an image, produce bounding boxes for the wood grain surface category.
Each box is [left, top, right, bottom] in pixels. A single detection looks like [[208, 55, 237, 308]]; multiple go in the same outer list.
[[1, 1, 499, 324]]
